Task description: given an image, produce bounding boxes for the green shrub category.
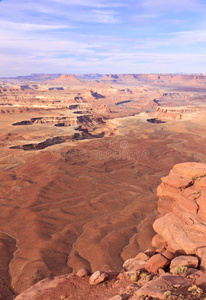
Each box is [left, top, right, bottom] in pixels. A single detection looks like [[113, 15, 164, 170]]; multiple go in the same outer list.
[[192, 174, 205, 181], [172, 265, 187, 275], [163, 290, 171, 299]]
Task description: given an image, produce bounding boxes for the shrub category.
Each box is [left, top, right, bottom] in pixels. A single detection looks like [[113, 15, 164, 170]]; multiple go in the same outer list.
[[172, 265, 187, 275], [163, 290, 171, 299]]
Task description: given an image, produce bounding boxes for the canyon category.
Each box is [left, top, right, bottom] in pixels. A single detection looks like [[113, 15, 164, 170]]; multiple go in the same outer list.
[[14, 162, 206, 300], [0, 73, 206, 299]]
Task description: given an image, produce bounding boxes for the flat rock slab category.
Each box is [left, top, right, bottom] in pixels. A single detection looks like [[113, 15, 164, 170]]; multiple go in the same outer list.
[[136, 273, 189, 299], [123, 259, 146, 272], [170, 255, 199, 270]]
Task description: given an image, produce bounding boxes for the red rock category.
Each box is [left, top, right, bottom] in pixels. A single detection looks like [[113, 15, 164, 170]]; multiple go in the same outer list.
[[89, 271, 108, 285], [161, 251, 175, 261], [1, 81, 206, 298], [153, 163, 206, 255], [135, 273, 189, 299], [137, 274, 152, 287], [144, 249, 156, 257], [195, 271, 206, 289], [170, 255, 199, 271], [108, 296, 123, 300], [134, 252, 149, 261], [173, 162, 206, 178], [145, 253, 170, 273], [76, 268, 90, 277], [123, 259, 146, 272], [196, 248, 206, 269], [124, 283, 139, 291], [14, 274, 74, 300], [151, 234, 167, 249]]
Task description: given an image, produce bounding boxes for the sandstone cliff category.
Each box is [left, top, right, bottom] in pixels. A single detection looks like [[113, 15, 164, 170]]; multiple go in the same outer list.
[[149, 106, 199, 121], [152, 162, 206, 263]]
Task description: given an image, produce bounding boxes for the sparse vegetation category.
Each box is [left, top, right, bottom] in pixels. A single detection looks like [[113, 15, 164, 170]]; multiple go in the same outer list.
[[188, 284, 203, 295], [172, 265, 187, 275], [128, 271, 139, 282], [140, 271, 148, 279], [163, 290, 171, 299], [188, 284, 198, 292], [192, 174, 206, 181]]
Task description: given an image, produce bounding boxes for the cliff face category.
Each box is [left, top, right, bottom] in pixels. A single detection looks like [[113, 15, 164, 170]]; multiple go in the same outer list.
[[149, 106, 199, 121], [100, 74, 206, 84], [152, 162, 206, 258]]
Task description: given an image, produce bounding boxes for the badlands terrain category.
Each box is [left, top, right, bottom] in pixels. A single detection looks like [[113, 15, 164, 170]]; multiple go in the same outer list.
[[0, 73, 206, 299]]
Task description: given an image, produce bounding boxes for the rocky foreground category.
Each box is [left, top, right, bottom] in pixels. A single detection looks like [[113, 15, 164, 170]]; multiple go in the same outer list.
[[14, 162, 206, 300]]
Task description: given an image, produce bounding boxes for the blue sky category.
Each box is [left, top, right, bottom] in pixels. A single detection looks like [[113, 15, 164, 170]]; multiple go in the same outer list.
[[1, 0, 206, 76]]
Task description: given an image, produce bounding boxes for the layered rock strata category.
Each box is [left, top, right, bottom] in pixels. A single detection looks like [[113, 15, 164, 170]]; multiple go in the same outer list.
[[152, 162, 206, 265]]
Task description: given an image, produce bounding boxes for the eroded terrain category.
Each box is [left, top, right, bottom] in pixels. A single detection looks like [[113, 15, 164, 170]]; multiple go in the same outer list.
[[0, 74, 206, 298]]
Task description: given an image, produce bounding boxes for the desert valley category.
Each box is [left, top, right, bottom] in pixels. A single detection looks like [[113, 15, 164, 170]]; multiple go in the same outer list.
[[0, 73, 206, 299]]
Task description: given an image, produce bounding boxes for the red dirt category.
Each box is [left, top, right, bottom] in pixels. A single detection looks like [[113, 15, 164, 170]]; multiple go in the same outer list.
[[0, 76, 206, 298]]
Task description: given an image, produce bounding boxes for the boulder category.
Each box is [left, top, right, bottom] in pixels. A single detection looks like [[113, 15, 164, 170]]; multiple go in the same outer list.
[[123, 258, 146, 272], [145, 253, 170, 273], [161, 251, 176, 261], [170, 255, 199, 271], [76, 268, 90, 277], [134, 252, 149, 261], [144, 249, 156, 257], [151, 234, 167, 249], [89, 271, 108, 285]]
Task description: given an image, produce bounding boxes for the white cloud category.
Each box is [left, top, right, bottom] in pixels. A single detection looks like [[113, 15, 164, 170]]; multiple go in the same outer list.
[[170, 29, 206, 44], [0, 0, 206, 76], [1, 49, 206, 77], [71, 9, 118, 24], [139, 0, 204, 12], [48, 0, 126, 8], [0, 0, 121, 25], [0, 20, 71, 31]]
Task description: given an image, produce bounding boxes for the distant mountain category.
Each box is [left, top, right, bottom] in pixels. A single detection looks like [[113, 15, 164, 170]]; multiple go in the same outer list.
[[0, 73, 104, 82], [45, 74, 81, 85], [2, 73, 206, 84], [0, 74, 61, 82], [100, 73, 206, 84]]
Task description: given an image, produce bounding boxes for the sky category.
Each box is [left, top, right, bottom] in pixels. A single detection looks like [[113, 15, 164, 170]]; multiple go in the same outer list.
[[1, 0, 206, 76]]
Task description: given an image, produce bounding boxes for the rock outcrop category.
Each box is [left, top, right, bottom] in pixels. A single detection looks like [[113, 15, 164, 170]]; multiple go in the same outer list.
[[14, 249, 206, 300], [149, 106, 199, 121], [46, 74, 81, 85], [152, 162, 206, 263]]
